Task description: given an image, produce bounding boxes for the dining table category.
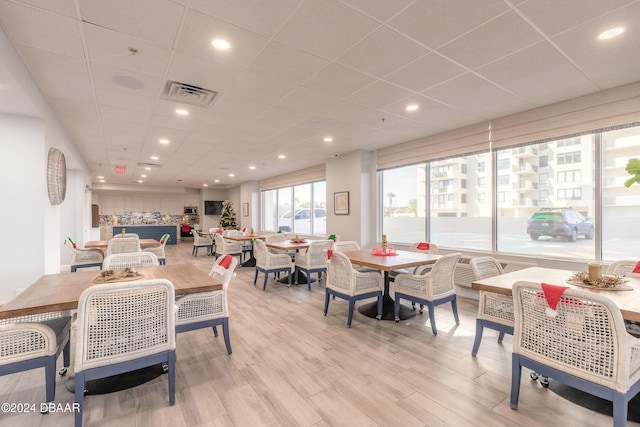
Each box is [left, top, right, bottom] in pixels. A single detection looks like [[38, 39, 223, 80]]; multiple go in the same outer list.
[[342, 249, 441, 321], [266, 239, 320, 284], [0, 263, 222, 395], [85, 238, 161, 250], [224, 234, 265, 267], [471, 266, 640, 322]]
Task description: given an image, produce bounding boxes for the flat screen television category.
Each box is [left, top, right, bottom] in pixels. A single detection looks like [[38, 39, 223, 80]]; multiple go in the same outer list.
[[204, 200, 224, 215]]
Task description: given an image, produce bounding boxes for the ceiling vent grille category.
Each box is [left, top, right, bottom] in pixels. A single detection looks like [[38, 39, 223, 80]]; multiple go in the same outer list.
[[161, 81, 219, 107]]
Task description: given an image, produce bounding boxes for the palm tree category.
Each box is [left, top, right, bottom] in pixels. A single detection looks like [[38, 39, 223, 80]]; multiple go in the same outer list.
[[387, 192, 396, 207]]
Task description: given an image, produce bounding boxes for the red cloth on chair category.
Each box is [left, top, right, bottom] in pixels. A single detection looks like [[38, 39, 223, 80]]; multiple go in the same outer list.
[[326, 249, 333, 260], [633, 261, 640, 274], [219, 255, 233, 269], [182, 225, 191, 233], [541, 282, 568, 317], [416, 242, 430, 250]]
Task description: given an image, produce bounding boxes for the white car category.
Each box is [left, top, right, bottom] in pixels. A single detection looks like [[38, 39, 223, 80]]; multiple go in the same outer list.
[[278, 208, 326, 235]]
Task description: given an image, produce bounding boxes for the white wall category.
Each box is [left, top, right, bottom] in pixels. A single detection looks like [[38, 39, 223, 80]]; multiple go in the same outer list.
[[240, 181, 260, 232], [0, 114, 46, 302], [200, 188, 229, 231]]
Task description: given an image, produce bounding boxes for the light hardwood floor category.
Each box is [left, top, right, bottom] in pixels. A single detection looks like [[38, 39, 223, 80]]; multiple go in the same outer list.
[[1, 241, 637, 427]]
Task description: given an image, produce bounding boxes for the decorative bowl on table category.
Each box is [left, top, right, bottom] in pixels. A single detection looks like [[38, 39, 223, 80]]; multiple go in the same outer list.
[[290, 237, 307, 243], [566, 271, 630, 290], [93, 268, 143, 283], [371, 247, 397, 256]]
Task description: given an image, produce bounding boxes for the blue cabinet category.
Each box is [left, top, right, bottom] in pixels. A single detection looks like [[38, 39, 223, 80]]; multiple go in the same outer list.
[[113, 225, 177, 245]]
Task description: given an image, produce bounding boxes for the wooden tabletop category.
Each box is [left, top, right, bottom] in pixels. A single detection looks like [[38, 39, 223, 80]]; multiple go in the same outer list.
[[0, 263, 222, 320], [342, 249, 440, 271], [265, 239, 319, 251], [472, 266, 640, 322], [85, 239, 161, 249], [224, 235, 265, 242]]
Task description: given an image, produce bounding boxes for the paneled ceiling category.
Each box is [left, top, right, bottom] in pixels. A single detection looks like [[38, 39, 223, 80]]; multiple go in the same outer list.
[[1, 0, 639, 189]]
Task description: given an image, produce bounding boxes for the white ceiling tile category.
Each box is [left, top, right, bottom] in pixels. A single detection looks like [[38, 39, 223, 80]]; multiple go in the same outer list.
[[276, 87, 339, 114], [314, 100, 376, 123], [83, 24, 173, 77], [256, 105, 310, 128], [380, 95, 441, 121], [94, 86, 156, 113], [338, 0, 414, 22], [350, 110, 405, 130], [17, 45, 91, 87], [227, 72, 296, 104], [388, 0, 510, 49], [337, 27, 429, 78], [98, 104, 153, 125], [346, 80, 413, 109], [150, 113, 200, 132], [574, 41, 640, 89], [90, 62, 164, 98], [438, 11, 543, 69], [78, 0, 184, 47], [475, 42, 569, 86], [0, 2, 84, 57], [274, 0, 379, 60], [190, 0, 301, 37], [448, 88, 533, 121], [209, 93, 271, 118], [422, 73, 498, 104], [248, 41, 329, 85], [516, 0, 637, 37], [302, 63, 376, 98], [176, 9, 269, 69], [14, 0, 77, 18], [166, 52, 241, 95], [385, 53, 467, 92]]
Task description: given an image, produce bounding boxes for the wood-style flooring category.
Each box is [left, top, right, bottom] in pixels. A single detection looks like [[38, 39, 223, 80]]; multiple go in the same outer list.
[[1, 241, 636, 427]]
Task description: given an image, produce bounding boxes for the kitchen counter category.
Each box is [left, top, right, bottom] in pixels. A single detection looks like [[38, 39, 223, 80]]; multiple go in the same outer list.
[[112, 225, 177, 244]]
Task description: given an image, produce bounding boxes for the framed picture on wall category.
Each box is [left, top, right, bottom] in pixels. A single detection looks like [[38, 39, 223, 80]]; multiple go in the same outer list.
[[334, 191, 349, 215], [242, 203, 249, 217]]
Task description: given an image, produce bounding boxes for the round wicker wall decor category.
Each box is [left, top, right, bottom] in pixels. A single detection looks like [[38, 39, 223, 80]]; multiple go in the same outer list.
[[47, 147, 67, 205]]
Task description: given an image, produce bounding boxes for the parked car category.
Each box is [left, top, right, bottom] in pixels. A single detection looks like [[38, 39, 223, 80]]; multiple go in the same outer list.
[[278, 208, 326, 235], [527, 208, 594, 242]]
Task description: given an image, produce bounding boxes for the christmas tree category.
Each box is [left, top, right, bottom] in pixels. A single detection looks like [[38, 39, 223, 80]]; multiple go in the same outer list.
[[218, 200, 238, 230]]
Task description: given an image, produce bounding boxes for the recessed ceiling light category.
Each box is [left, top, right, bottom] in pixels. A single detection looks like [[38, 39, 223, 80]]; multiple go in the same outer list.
[[203, 184, 208, 187], [159, 138, 170, 144], [214, 179, 220, 183], [324, 137, 333, 142], [97, 175, 104, 179], [145, 166, 151, 171], [137, 180, 144, 183], [249, 165, 256, 170], [229, 173, 235, 177], [598, 27, 624, 40], [99, 179, 105, 183], [141, 174, 147, 178], [150, 156, 159, 160], [175, 109, 189, 116], [212, 39, 231, 50], [406, 104, 419, 111], [278, 154, 286, 159]]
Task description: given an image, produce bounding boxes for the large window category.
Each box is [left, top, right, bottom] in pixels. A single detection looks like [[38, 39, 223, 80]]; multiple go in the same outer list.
[[261, 181, 326, 235], [378, 124, 640, 262]]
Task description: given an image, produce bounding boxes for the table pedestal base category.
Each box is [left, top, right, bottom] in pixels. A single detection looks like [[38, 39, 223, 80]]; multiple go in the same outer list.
[[358, 295, 417, 321]]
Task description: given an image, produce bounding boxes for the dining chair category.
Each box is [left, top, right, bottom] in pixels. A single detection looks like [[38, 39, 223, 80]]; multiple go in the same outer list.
[[213, 233, 243, 264], [393, 252, 462, 335], [103, 252, 159, 269], [332, 241, 360, 252], [253, 239, 294, 291], [0, 312, 71, 411], [293, 240, 334, 290], [223, 230, 252, 261], [112, 233, 140, 239], [66, 237, 104, 272], [607, 260, 640, 277], [73, 279, 176, 427], [175, 255, 238, 354], [389, 241, 439, 283], [192, 229, 213, 256], [470, 256, 513, 356], [264, 233, 288, 254], [142, 233, 170, 264], [106, 236, 141, 256], [510, 281, 640, 427], [324, 251, 383, 327]]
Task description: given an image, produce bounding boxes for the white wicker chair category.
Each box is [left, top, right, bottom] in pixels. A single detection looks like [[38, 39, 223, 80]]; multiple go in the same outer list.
[[73, 279, 176, 427], [253, 239, 294, 291], [470, 256, 513, 356], [66, 239, 104, 272], [332, 241, 360, 252], [393, 252, 462, 335], [264, 233, 288, 254], [389, 242, 439, 282], [510, 281, 640, 427], [607, 260, 640, 277], [213, 233, 243, 264], [106, 236, 141, 256], [175, 255, 239, 354], [142, 233, 170, 265], [103, 252, 159, 269], [324, 251, 383, 327], [294, 240, 334, 290], [0, 312, 71, 409], [113, 233, 139, 239], [192, 230, 213, 256]]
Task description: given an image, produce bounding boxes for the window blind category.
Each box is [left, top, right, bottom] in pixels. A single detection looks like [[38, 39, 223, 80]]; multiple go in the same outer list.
[[491, 81, 640, 149], [376, 122, 490, 170], [260, 164, 326, 191]]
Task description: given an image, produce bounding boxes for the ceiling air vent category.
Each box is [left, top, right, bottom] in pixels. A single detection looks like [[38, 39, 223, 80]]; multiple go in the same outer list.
[[161, 81, 219, 107]]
